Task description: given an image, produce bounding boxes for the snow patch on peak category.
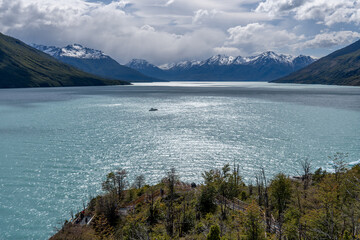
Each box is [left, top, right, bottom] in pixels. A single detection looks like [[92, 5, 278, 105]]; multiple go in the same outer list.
[[126, 59, 158, 70], [248, 51, 296, 64], [31, 43, 108, 59], [233, 56, 246, 64], [127, 59, 151, 66], [60, 44, 108, 59], [31, 44, 60, 56], [158, 63, 175, 70], [205, 55, 235, 65], [157, 52, 316, 71], [177, 60, 202, 68], [160, 60, 202, 70]]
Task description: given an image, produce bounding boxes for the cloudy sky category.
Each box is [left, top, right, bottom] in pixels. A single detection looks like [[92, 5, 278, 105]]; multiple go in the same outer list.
[[0, 0, 359, 64]]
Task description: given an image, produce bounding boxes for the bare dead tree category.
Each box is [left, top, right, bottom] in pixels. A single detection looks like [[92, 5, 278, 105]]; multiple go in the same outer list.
[[165, 168, 179, 237], [261, 167, 272, 234], [343, 175, 360, 238], [115, 169, 128, 200], [329, 152, 348, 182], [300, 158, 312, 193], [255, 172, 264, 206], [70, 209, 74, 221], [134, 174, 145, 189], [248, 181, 253, 196], [148, 186, 157, 226]]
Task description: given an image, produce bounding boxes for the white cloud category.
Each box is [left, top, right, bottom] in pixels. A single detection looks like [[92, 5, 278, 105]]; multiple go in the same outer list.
[[0, 0, 230, 64], [111, 27, 227, 64], [164, 0, 175, 6], [140, 25, 155, 32], [298, 31, 360, 49], [220, 23, 302, 56], [256, 0, 306, 15], [213, 47, 242, 56], [192, 9, 218, 24], [256, 0, 360, 26], [0, 0, 359, 63]]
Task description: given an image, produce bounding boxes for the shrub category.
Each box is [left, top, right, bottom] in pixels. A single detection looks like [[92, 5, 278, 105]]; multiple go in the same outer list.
[[207, 225, 221, 240]]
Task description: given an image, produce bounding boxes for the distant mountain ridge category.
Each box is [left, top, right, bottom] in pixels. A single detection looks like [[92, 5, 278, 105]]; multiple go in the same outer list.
[[126, 52, 316, 81], [0, 33, 129, 88], [32, 44, 161, 82], [32, 43, 108, 59], [273, 40, 360, 86]]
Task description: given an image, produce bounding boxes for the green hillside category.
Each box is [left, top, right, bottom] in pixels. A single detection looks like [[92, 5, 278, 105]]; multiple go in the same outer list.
[[273, 40, 360, 86], [0, 33, 130, 88]]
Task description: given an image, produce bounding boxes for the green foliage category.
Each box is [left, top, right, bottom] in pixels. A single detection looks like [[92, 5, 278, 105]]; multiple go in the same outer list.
[[201, 164, 243, 220], [240, 191, 247, 201], [92, 214, 114, 239], [95, 195, 117, 226], [53, 159, 360, 240], [147, 199, 161, 225], [195, 222, 206, 234], [102, 172, 116, 193], [312, 167, 326, 184], [244, 202, 265, 240], [207, 225, 221, 240], [270, 173, 292, 217], [284, 207, 301, 239], [198, 185, 217, 214], [88, 196, 100, 212], [269, 173, 292, 238], [344, 230, 351, 240], [126, 188, 135, 202], [180, 210, 195, 234], [51, 224, 99, 240], [122, 221, 148, 240]]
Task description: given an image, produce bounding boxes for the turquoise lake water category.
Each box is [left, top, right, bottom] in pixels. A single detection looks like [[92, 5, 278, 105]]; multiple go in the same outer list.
[[0, 82, 359, 239]]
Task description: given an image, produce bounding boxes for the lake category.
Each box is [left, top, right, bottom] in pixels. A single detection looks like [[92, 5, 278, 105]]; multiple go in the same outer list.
[[0, 82, 360, 239]]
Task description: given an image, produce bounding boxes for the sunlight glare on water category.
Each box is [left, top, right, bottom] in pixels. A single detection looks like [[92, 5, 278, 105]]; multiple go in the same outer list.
[[0, 82, 359, 239]]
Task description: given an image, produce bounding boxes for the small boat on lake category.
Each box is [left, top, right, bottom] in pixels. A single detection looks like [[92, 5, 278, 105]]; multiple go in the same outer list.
[[149, 108, 158, 111]]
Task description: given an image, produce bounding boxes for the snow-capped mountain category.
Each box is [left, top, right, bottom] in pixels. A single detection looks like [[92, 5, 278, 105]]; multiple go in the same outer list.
[[33, 43, 315, 82], [164, 52, 314, 68], [203, 55, 236, 66], [126, 59, 165, 76], [32, 44, 108, 59], [127, 59, 158, 70], [126, 52, 316, 81], [32, 44, 160, 82]]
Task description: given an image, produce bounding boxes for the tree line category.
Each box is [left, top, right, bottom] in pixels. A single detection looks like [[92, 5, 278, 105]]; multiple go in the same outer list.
[[52, 153, 360, 240]]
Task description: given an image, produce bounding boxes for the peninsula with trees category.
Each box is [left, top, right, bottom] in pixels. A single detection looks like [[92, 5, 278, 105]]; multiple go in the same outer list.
[[51, 153, 360, 240]]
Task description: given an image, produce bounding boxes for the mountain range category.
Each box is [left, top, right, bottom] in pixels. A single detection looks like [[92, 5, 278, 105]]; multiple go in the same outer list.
[[0, 33, 129, 88], [126, 52, 316, 81], [273, 39, 360, 86], [3, 31, 360, 87], [34, 43, 316, 82], [32, 44, 160, 82]]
